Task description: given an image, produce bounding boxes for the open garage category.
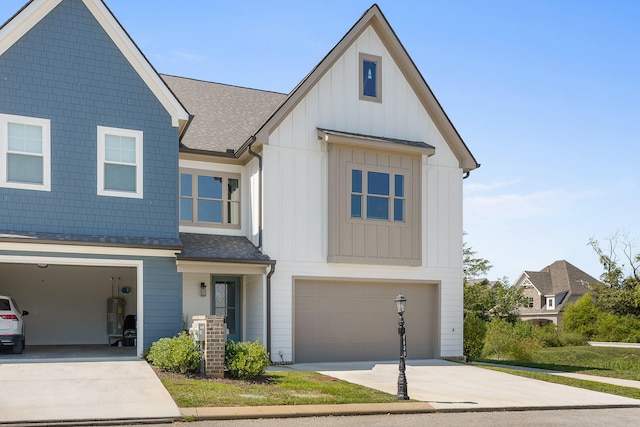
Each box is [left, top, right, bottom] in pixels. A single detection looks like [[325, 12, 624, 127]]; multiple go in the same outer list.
[[0, 262, 137, 348], [294, 279, 439, 363]]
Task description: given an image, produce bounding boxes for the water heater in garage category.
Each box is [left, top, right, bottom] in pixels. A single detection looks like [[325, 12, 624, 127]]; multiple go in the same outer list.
[[107, 297, 125, 339]]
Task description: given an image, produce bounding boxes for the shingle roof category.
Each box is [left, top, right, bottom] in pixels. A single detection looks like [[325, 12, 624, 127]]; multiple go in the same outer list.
[[161, 74, 286, 153], [0, 230, 182, 248], [178, 233, 272, 263], [526, 260, 599, 298]]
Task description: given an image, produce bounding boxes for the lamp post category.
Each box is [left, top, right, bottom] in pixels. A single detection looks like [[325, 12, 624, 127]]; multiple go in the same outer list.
[[395, 293, 409, 400]]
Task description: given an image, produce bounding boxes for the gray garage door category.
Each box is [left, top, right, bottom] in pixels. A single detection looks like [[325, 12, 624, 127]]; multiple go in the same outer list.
[[294, 279, 438, 363]]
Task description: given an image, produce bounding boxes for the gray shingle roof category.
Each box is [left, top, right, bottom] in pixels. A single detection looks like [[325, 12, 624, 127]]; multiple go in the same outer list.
[[0, 230, 182, 248], [178, 233, 272, 263], [526, 260, 599, 299], [161, 74, 286, 153]]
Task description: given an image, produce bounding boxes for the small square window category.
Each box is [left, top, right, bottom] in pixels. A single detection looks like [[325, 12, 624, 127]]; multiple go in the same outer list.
[[359, 53, 382, 102]]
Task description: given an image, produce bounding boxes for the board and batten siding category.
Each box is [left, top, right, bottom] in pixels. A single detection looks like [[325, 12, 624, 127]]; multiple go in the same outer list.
[[262, 25, 465, 359]]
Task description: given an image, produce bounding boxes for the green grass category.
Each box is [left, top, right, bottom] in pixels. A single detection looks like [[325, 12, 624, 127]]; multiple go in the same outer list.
[[160, 371, 402, 407], [477, 346, 640, 381], [482, 366, 640, 400]]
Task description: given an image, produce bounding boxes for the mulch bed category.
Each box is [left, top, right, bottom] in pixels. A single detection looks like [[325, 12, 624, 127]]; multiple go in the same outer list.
[[150, 364, 273, 385]]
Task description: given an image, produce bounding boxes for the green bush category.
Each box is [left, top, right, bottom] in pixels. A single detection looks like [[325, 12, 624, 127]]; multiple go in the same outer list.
[[563, 294, 601, 338], [594, 313, 640, 342], [482, 318, 537, 361], [147, 332, 202, 374], [558, 331, 588, 346], [463, 313, 487, 360], [225, 339, 271, 379], [532, 323, 563, 347]]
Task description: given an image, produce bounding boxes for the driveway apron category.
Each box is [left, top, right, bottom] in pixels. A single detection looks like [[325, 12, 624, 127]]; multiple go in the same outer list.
[[0, 360, 180, 424]]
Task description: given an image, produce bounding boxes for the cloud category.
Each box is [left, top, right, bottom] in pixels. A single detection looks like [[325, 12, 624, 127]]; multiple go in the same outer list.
[[464, 179, 520, 193]]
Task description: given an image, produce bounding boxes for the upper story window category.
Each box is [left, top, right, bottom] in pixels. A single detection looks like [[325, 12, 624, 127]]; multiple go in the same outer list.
[[359, 53, 382, 103], [97, 126, 143, 199], [351, 168, 404, 222], [525, 297, 534, 308], [546, 297, 555, 310], [180, 169, 240, 227], [0, 113, 51, 191]]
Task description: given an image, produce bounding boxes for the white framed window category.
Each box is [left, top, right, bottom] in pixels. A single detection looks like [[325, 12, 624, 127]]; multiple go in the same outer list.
[[0, 113, 51, 191], [180, 169, 240, 228], [546, 297, 555, 310], [97, 126, 143, 199]]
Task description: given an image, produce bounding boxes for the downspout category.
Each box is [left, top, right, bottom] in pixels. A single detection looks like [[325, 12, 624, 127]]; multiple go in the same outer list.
[[463, 171, 471, 180], [247, 137, 263, 250], [266, 261, 276, 360]]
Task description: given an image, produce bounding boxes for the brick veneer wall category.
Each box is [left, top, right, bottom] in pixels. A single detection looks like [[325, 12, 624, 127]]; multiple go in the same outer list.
[[192, 315, 226, 378]]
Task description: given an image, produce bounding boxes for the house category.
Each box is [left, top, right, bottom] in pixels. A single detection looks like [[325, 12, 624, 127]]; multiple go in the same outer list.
[[0, 0, 478, 362], [515, 260, 599, 325]]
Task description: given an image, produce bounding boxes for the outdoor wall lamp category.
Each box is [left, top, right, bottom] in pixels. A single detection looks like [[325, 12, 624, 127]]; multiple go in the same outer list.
[[395, 292, 409, 400], [200, 282, 207, 297]]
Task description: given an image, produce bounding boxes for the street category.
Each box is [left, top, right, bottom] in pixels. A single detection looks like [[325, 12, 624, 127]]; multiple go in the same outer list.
[[132, 407, 640, 427]]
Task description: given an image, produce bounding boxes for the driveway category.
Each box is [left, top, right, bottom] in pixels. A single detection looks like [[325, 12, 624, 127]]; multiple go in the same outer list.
[[283, 359, 640, 410], [0, 359, 180, 424]]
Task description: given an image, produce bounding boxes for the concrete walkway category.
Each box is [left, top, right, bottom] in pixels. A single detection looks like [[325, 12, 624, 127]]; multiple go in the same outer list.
[[0, 360, 181, 425]]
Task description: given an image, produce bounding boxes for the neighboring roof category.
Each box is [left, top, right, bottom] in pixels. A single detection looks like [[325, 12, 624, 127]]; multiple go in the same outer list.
[[0, 230, 182, 249], [161, 74, 286, 154], [254, 4, 479, 172], [178, 233, 272, 264], [0, 0, 189, 129], [523, 260, 599, 297]]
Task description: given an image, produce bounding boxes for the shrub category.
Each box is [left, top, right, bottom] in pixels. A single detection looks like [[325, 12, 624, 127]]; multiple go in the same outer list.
[[463, 313, 487, 360], [594, 313, 640, 342], [558, 331, 588, 346], [147, 332, 202, 374], [482, 318, 537, 361], [225, 339, 270, 380], [532, 323, 562, 347], [563, 294, 601, 338]]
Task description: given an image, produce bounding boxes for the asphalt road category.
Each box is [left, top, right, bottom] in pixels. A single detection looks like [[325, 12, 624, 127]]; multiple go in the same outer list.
[[130, 408, 640, 427]]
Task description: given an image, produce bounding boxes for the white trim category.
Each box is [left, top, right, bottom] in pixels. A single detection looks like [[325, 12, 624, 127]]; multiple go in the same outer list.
[[0, 254, 145, 357], [97, 126, 143, 199], [176, 260, 269, 276], [0, 241, 179, 258], [0, 0, 62, 57], [81, 0, 189, 127], [0, 113, 51, 191]]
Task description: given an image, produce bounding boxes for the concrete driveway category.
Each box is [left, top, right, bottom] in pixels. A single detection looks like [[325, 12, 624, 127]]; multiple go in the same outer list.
[[0, 359, 180, 424], [284, 359, 640, 411]]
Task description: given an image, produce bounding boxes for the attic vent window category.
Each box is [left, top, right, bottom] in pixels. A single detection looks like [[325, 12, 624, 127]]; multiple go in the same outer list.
[[359, 53, 382, 102]]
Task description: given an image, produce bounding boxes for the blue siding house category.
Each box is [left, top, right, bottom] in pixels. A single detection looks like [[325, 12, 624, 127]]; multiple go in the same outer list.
[[0, 0, 189, 353]]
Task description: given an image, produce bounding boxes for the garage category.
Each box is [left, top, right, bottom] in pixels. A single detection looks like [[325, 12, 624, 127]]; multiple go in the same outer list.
[[294, 279, 438, 363], [0, 262, 137, 348]]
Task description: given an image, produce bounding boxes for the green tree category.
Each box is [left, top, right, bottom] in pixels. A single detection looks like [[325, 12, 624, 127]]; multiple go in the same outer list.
[[464, 277, 525, 323], [463, 235, 492, 282]]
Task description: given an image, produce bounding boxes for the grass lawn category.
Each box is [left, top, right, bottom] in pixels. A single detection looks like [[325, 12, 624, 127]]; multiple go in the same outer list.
[[476, 346, 640, 401], [478, 346, 640, 381], [155, 368, 402, 407]]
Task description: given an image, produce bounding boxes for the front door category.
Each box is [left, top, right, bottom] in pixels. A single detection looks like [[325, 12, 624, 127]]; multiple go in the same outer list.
[[213, 276, 240, 342]]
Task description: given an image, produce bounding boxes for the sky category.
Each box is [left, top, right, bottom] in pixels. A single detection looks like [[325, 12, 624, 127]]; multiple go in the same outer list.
[[1, 0, 639, 282]]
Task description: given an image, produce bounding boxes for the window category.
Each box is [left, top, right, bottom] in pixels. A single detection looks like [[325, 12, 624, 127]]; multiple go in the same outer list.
[[350, 168, 404, 222], [526, 297, 534, 308], [0, 113, 50, 191], [359, 53, 382, 102], [180, 170, 240, 227], [546, 297, 555, 310], [97, 126, 143, 198]]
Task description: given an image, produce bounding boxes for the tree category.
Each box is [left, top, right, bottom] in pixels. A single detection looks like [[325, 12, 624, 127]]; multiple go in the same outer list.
[[588, 232, 640, 316], [463, 236, 492, 282], [464, 277, 525, 323]]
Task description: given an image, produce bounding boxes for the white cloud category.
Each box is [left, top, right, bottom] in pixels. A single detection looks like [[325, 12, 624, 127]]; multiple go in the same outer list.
[[464, 179, 520, 193]]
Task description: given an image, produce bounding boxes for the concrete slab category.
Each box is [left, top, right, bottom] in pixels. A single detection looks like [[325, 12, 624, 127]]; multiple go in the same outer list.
[[286, 359, 640, 411], [0, 360, 180, 424]]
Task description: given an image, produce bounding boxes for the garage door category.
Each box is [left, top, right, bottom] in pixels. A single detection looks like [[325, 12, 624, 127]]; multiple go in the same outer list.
[[294, 279, 438, 363]]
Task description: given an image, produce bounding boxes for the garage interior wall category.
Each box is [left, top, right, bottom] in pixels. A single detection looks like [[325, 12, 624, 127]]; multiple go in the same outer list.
[[0, 263, 137, 345]]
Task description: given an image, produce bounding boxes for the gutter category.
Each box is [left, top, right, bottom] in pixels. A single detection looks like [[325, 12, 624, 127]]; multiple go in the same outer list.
[[266, 261, 276, 360]]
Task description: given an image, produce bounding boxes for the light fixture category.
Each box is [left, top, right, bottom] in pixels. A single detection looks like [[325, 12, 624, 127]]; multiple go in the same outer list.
[[37, 263, 48, 269], [395, 293, 409, 400], [200, 282, 207, 297]]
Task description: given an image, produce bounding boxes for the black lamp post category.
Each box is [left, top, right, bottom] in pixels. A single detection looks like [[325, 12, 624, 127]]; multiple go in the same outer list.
[[395, 293, 409, 400]]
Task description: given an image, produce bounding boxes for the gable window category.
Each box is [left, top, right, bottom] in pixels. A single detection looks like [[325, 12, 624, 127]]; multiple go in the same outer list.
[[359, 53, 382, 102], [526, 297, 534, 308], [0, 113, 51, 191], [546, 297, 555, 310], [97, 126, 143, 198], [351, 168, 404, 222], [180, 170, 240, 227]]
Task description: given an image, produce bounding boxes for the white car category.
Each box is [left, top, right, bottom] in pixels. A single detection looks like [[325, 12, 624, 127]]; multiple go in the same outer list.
[[0, 295, 28, 354]]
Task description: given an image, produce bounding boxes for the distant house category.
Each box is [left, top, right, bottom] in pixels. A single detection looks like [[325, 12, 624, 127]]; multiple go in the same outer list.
[[0, 0, 479, 363], [514, 260, 599, 325]]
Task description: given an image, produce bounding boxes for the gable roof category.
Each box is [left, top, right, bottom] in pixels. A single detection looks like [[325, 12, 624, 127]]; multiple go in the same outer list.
[[254, 4, 479, 172], [523, 260, 599, 297], [161, 75, 286, 155], [0, 0, 189, 130]]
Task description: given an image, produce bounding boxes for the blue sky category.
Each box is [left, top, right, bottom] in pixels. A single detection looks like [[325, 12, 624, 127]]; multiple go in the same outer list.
[[2, 1, 639, 282]]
